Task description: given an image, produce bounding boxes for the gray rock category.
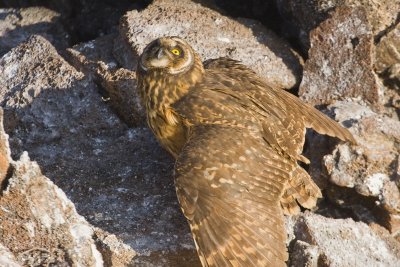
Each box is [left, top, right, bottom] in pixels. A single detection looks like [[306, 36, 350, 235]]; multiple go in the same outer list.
[[0, 7, 70, 56], [0, 243, 21, 267], [66, 33, 120, 79], [322, 100, 400, 233], [0, 151, 104, 266], [289, 240, 319, 267], [299, 6, 381, 106], [97, 67, 146, 127], [293, 212, 400, 267], [119, 0, 303, 89], [0, 107, 136, 266], [93, 228, 137, 267], [65, 36, 146, 127]]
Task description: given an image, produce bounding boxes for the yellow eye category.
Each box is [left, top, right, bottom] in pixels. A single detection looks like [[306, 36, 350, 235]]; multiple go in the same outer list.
[[171, 49, 180, 56]]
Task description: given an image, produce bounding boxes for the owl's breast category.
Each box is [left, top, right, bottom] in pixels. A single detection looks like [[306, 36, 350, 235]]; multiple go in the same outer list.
[[147, 107, 188, 158]]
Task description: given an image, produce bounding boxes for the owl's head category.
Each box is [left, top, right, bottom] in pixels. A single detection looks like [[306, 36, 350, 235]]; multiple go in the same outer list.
[[138, 36, 197, 75]]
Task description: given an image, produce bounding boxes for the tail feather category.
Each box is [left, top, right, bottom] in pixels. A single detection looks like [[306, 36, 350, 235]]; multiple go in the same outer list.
[[280, 166, 322, 215]]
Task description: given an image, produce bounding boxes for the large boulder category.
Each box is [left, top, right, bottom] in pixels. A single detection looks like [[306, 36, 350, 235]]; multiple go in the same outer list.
[[0, 151, 104, 266], [119, 0, 303, 89]]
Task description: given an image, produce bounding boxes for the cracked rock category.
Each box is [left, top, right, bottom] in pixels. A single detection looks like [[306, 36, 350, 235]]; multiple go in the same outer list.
[[322, 100, 400, 233], [0, 153, 104, 266], [299, 6, 381, 106]]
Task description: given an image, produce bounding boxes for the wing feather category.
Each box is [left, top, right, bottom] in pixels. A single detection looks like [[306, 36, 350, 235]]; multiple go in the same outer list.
[[172, 58, 353, 266], [175, 125, 291, 267]]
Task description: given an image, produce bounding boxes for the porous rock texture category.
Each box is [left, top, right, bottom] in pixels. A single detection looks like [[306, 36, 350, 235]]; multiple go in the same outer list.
[[0, 7, 70, 56], [65, 35, 146, 127], [0, 243, 21, 267], [275, 0, 400, 50], [375, 22, 400, 94], [119, 0, 303, 89], [0, 106, 104, 266], [295, 0, 400, 251], [321, 100, 400, 234], [289, 212, 400, 267], [0, 151, 104, 266], [298, 6, 381, 106]]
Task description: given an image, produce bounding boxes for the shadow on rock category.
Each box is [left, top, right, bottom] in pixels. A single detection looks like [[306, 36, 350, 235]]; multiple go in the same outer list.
[[1, 35, 199, 266]]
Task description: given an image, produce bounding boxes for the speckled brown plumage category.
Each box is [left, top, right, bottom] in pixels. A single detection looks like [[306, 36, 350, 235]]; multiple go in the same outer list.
[[136, 36, 355, 267]]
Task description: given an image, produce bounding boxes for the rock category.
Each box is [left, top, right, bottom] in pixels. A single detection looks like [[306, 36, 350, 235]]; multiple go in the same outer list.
[[0, 35, 198, 266], [0, 7, 70, 56], [0, 151, 104, 266], [65, 36, 146, 127], [0, 244, 21, 267], [298, 6, 381, 106], [97, 67, 146, 127], [292, 212, 400, 266], [0, 109, 137, 267], [321, 100, 400, 233], [119, 0, 303, 89], [275, 0, 400, 50], [65, 33, 120, 80], [375, 23, 400, 74], [289, 240, 319, 267], [93, 228, 136, 267]]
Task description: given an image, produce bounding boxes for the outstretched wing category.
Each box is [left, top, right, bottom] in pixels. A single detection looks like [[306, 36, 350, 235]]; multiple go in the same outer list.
[[205, 58, 355, 154], [175, 125, 294, 267]]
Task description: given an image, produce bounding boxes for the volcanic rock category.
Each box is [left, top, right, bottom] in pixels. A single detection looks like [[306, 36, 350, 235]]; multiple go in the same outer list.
[[119, 0, 303, 89], [298, 6, 381, 106], [0, 7, 70, 56]]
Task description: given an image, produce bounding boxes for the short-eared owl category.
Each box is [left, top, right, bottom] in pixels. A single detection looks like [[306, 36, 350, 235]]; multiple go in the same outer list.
[[136, 36, 354, 267]]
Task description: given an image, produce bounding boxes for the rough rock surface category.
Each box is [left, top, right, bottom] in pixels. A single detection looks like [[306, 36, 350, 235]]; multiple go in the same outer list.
[[120, 0, 303, 89], [66, 35, 146, 127], [65, 33, 120, 79], [290, 212, 400, 267], [320, 100, 400, 234], [0, 108, 136, 266], [93, 228, 137, 267], [0, 151, 104, 266], [0, 243, 21, 267], [0, 35, 198, 266], [298, 6, 381, 106], [0, 107, 104, 266], [375, 23, 400, 75], [0, 7, 70, 56], [276, 0, 400, 50]]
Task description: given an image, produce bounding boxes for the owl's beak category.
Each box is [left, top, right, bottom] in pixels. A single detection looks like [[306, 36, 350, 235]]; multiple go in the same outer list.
[[156, 47, 164, 59]]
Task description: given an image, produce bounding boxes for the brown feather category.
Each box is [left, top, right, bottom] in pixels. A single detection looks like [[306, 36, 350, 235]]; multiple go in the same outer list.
[[136, 38, 355, 267]]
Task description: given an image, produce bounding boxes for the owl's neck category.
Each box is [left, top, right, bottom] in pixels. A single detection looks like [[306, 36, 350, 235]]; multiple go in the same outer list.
[[140, 57, 205, 111]]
